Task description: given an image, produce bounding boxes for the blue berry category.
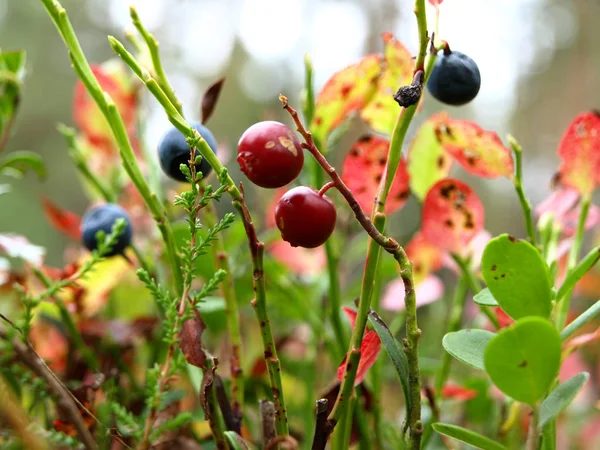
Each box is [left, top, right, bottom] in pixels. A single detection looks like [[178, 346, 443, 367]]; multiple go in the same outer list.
[[157, 122, 218, 182], [427, 49, 481, 106], [81, 204, 133, 257]]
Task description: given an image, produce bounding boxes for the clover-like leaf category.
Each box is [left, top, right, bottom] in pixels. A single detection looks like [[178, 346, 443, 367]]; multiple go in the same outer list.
[[422, 178, 484, 254], [311, 54, 383, 144], [360, 33, 413, 136], [484, 317, 562, 405], [341, 135, 410, 214], [481, 234, 552, 319], [557, 111, 600, 196], [442, 329, 495, 371], [434, 119, 514, 179], [407, 112, 453, 200]]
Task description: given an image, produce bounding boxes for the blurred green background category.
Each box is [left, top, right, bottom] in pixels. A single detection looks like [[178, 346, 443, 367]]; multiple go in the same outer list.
[[1, 0, 599, 266]]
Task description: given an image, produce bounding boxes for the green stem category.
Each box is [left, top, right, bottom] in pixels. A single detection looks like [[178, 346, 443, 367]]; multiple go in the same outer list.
[[325, 239, 346, 360], [39, 0, 183, 294], [560, 299, 600, 341], [434, 274, 469, 396], [205, 359, 229, 450], [556, 195, 591, 330], [451, 254, 500, 329], [526, 406, 540, 450], [129, 6, 183, 116], [556, 246, 600, 303], [508, 136, 537, 247]]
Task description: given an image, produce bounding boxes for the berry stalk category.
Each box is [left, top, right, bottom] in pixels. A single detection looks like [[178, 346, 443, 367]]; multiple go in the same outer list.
[[38, 0, 184, 295], [508, 135, 537, 247]]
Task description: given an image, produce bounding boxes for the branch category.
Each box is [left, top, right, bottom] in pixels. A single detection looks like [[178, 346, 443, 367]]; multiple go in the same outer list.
[[311, 399, 329, 450]]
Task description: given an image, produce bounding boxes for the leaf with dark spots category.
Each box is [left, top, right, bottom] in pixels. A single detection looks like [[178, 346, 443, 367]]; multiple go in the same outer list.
[[201, 77, 225, 124], [179, 309, 207, 368], [311, 54, 383, 143], [42, 197, 82, 240], [361, 33, 414, 135], [407, 113, 453, 200], [341, 135, 410, 214], [405, 231, 443, 283], [557, 111, 600, 195], [421, 179, 484, 254], [434, 119, 514, 179]]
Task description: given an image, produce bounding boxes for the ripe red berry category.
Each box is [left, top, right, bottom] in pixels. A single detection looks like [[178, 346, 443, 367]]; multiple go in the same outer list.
[[274, 186, 336, 248], [237, 121, 304, 188]]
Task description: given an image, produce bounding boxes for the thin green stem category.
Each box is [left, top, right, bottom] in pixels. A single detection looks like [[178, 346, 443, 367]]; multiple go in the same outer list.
[[560, 299, 600, 341], [325, 239, 346, 360], [556, 195, 591, 330], [451, 254, 500, 329], [129, 6, 183, 115], [508, 136, 537, 247], [556, 246, 600, 303], [434, 274, 469, 396], [39, 0, 183, 294]]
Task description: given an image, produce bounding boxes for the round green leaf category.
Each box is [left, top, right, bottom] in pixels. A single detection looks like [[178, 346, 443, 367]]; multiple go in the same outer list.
[[484, 317, 561, 405], [482, 234, 552, 319], [538, 372, 589, 430], [432, 423, 507, 450], [442, 329, 496, 371], [473, 288, 499, 307]]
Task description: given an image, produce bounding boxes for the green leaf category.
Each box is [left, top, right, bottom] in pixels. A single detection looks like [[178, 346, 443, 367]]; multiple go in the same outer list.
[[484, 317, 561, 405], [432, 423, 507, 450], [561, 300, 600, 341], [442, 329, 496, 371], [473, 288, 499, 307], [482, 234, 552, 319], [368, 309, 411, 423], [538, 372, 589, 430], [0, 50, 26, 143], [224, 431, 251, 450], [0, 151, 46, 179]]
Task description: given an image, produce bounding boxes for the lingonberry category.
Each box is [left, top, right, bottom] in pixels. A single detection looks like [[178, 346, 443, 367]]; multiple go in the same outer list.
[[158, 122, 218, 182], [237, 121, 304, 188], [426, 47, 481, 106], [274, 186, 336, 248], [81, 203, 133, 256]]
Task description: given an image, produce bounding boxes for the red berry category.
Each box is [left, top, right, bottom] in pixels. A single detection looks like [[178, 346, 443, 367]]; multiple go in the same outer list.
[[237, 121, 304, 188], [274, 186, 336, 248]]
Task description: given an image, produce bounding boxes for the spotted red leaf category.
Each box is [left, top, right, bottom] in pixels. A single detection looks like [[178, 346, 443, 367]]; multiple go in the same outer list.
[[311, 54, 383, 143], [42, 197, 82, 240], [421, 178, 484, 254], [434, 119, 514, 178], [360, 33, 413, 136], [73, 60, 137, 153], [341, 135, 410, 214], [441, 384, 478, 401], [407, 112, 453, 200], [557, 111, 600, 196], [338, 307, 381, 385], [406, 231, 443, 283]]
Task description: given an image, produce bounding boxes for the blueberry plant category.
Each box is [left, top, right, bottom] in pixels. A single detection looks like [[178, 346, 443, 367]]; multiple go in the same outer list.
[[0, 0, 599, 449]]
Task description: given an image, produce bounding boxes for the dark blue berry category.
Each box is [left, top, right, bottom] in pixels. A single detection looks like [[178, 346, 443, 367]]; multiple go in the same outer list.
[[157, 122, 218, 182], [81, 203, 133, 257], [427, 49, 481, 106]]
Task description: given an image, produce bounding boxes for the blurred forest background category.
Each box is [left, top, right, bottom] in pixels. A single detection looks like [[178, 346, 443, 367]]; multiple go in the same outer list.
[[0, 0, 599, 265]]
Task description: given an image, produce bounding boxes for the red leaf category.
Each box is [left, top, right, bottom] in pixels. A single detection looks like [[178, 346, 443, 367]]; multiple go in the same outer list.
[[42, 197, 82, 240], [406, 231, 443, 283], [201, 78, 225, 124], [311, 54, 383, 143], [360, 33, 413, 135], [495, 308, 514, 329], [179, 310, 207, 368], [381, 275, 444, 312], [342, 306, 358, 329], [557, 111, 600, 196], [73, 60, 137, 152], [441, 384, 478, 401], [535, 187, 600, 235], [407, 112, 453, 200], [337, 330, 381, 386], [421, 178, 484, 254], [341, 135, 410, 214], [428, 0, 444, 5], [434, 119, 514, 179]]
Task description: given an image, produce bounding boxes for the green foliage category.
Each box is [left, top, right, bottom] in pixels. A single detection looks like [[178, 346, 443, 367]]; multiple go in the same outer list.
[[0, 151, 45, 180], [442, 329, 495, 371], [538, 372, 589, 430], [432, 423, 507, 450], [0, 50, 25, 144], [484, 317, 562, 405], [472, 288, 499, 307]]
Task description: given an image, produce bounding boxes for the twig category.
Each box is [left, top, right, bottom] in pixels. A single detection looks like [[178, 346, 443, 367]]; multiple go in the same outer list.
[[311, 399, 329, 450], [0, 327, 97, 450], [260, 400, 277, 448]]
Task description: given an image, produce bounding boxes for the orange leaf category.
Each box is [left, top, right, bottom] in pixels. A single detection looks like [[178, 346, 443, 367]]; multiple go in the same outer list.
[[405, 231, 443, 283], [407, 112, 453, 200], [42, 197, 82, 240], [337, 330, 381, 386], [342, 306, 358, 329], [441, 384, 478, 401], [434, 119, 514, 178], [360, 33, 413, 136], [311, 54, 383, 143], [421, 178, 484, 253], [341, 135, 410, 214], [557, 111, 600, 196], [73, 60, 137, 152]]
